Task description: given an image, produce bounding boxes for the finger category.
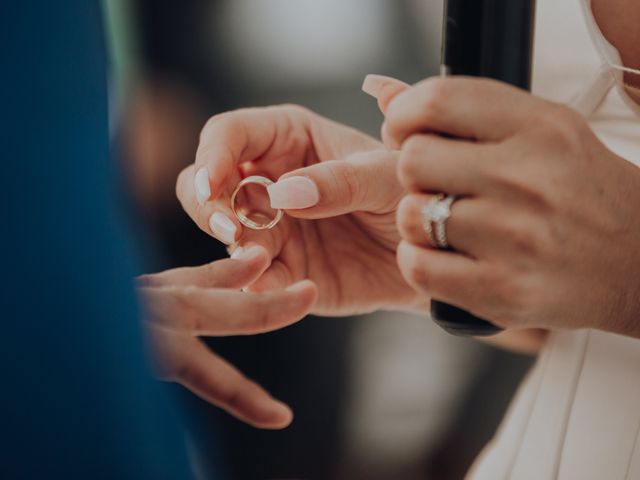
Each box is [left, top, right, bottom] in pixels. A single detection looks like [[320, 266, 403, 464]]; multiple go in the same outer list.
[[140, 280, 318, 335], [237, 227, 307, 293], [194, 106, 310, 201], [177, 164, 243, 245], [396, 134, 498, 195], [397, 194, 485, 255], [396, 240, 488, 315], [384, 76, 542, 148], [397, 193, 545, 264], [150, 331, 293, 429], [361, 74, 411, 114], [266, 150, 403, 218], [247, 259, 297, 293], [137, 246, 271, 289], [229, 215, 292, 267]]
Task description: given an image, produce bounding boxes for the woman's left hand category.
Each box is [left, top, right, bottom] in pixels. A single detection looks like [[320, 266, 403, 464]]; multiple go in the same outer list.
[[383, 76, 640, 336]]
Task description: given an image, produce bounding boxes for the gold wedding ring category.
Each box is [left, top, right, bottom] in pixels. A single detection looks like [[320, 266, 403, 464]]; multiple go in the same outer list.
[[230, 175, 283, 230]]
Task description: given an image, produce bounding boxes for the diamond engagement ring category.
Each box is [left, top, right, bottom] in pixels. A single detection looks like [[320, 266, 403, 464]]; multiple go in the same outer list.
[[421, 194, 456, 249]]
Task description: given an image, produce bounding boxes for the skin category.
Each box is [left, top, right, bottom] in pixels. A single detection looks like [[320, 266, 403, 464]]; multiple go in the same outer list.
[[154, 3, 640, 428], [386, 76, 640, 337], [592, 0, 640, 103], [138, 246, 318, 429], [380, 0, 640, 342], [592, 0, 640, 90], [177, 106, 421, 316]]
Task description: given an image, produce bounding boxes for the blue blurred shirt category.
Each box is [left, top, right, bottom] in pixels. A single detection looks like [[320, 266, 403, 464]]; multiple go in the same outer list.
[[0, 2, 195, 478]]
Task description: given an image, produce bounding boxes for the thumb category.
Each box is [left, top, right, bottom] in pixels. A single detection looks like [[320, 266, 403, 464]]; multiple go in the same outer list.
[[362, 74, 411, 114], [267, 150, 403, 219]]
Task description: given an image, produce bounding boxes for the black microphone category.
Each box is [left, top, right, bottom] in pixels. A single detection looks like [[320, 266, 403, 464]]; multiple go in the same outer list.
[[430, 0, 537, 337]]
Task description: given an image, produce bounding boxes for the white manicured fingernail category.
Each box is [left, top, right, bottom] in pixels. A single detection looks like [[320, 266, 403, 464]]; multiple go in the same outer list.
[[285, 280, 312, 293], [362, 74, 398, 98], [232, 245, 264, 261], [195, 167, 211, 206], [267, 176, 319, 209], [209, 212, 237, 244]]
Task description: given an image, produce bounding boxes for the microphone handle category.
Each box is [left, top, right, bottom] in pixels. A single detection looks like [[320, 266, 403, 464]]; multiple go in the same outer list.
[[432, 0, 536, 337]]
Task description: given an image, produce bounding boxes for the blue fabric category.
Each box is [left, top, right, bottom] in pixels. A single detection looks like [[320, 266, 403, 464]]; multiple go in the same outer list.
[[0, 2, 195, 478]]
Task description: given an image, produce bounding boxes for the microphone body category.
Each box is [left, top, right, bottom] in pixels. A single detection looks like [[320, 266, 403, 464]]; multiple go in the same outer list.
[[431, 0, 537, 337]]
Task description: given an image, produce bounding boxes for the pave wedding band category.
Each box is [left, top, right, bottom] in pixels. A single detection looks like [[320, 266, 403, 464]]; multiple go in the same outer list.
[[421, 194, 456, 249], [230, 176, 283, 230]]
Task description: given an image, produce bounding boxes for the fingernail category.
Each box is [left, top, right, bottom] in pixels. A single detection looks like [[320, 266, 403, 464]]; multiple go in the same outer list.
[[231, 245, 263, 261], [285, 280, 313, 293], [267, 176, 319, 209], [195, 167, 211, 206], [209, 212, 237, 244], [362, 74, 399, 98]]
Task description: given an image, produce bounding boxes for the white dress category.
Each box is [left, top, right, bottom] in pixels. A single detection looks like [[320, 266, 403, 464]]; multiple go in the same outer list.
[[467, 1, 640, 479]]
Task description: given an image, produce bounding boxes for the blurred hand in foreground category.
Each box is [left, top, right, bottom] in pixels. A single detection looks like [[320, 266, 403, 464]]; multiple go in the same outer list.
[[138, 247, 317, 429]]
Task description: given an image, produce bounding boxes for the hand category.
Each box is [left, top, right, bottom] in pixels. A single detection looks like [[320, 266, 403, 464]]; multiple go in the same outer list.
[[384, 76, 640, 336], [176, 104, 420, 315], [137, 246, 317, 429]]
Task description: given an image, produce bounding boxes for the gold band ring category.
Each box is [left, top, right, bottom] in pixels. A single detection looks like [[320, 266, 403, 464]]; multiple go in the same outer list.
[[230, 175, 283, 230]]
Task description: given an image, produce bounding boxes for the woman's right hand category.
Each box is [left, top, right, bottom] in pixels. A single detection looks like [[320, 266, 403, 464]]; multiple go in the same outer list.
[[176, 101, 424, 316]]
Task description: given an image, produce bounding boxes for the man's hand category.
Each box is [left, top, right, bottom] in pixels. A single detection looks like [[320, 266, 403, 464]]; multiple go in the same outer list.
[[138, 247, 317, 429]]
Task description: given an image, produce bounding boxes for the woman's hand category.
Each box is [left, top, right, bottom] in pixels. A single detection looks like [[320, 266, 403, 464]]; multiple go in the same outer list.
[[137, 246, 317, 429], [384, 76, 640, 336], [176, 105, 421, 315]]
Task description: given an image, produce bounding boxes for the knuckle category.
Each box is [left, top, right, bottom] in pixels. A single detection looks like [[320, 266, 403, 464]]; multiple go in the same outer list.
[[402, 134, 427, 157], [385, 78, 446, 135], [253, 294, 284, 332], [398, 138, 426, 188], [486, 268, 529, 323], [418, 78, 449, 120], [200, 112, 229, 141], [397, 195, 425, 241], [172, 288, 202, 332], [339, 163, 363, 207], [492, 164, 552, 209], [407, 257, 433, 292], [271, 104, 312, 154], [217, 386, 245, 411], [275, 103, 310, 118], [500, 217, 540, 256], [396, 196, 414, 233], [201, 262, 223, 285], [534, 105, 586, 153], [172, 359, 206, 390], [257, 308, 274, 332], [396, 155, 413, 189]]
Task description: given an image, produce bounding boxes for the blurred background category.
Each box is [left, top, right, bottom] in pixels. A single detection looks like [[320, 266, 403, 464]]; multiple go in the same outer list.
[[104, 1, 533, 478]]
